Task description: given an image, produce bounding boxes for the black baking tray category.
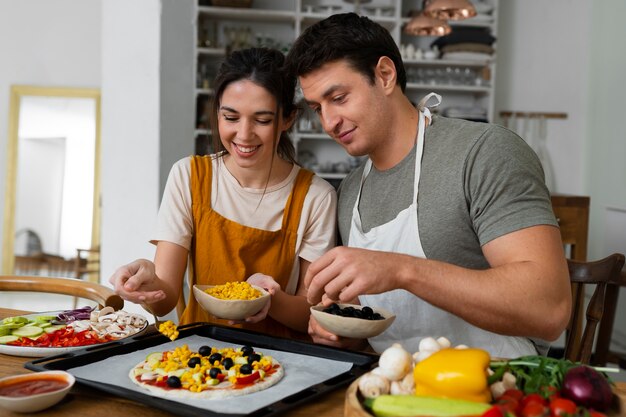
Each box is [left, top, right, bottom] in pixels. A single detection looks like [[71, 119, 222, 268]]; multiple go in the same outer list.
[[25, 322, 378, 417]]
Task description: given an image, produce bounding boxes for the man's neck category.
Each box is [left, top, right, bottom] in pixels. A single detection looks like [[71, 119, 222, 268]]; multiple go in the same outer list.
[[370, 95, 421, 171]]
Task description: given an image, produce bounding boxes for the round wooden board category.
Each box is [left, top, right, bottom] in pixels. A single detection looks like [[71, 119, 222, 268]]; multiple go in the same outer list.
[[344, 378, 371, 417], [345, 376, 626, 417]]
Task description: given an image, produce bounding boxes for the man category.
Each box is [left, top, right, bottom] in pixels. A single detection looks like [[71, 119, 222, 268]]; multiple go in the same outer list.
[[285, 13, 571, 358]]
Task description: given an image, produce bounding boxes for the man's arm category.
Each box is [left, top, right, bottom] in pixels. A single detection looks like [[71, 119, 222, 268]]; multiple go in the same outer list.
[[305, 224, 571, 341]]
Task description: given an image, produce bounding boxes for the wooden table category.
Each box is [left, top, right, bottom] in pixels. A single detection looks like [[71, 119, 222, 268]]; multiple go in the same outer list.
[[0, 308, 345, 417]]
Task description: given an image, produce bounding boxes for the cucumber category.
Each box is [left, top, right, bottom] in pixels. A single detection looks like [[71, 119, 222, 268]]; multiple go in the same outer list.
[[146, 352, 162, 367], [0, 335, 19, 344], [12, 325, 44, 338], [44, 324, 67, 334], [2, 316, 29, 325], [366, 395, 491, 417], [0, 325, 12, 336]]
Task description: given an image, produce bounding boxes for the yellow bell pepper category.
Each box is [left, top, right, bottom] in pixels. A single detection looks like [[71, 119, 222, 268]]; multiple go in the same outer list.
[[413, 348, 492, 403]]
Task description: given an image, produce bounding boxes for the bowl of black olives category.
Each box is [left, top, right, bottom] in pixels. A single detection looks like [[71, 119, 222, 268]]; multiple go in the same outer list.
[[309, 303, 395, 339]]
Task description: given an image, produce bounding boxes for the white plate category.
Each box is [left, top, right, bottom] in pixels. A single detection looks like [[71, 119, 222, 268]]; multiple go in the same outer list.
[[0, 311, 148, 358]]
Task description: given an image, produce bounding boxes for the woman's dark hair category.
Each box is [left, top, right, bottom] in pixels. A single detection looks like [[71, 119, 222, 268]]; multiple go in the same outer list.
[[209, 47, 297, 163], [285, 13, 406, 92]]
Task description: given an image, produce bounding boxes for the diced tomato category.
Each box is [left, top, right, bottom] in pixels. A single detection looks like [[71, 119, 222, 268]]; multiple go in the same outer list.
[[236, 371, 260, 385], [548, 398, 577, 417], [499, 388, 524, 401], [521, 393, 547, 409], [588, 412, 607, 417], [520, 401, 548, 417], [497, 397, 519, 414], [216, 373, 225, 382], [6, 328, 114, 348], [540, 385, 560, 402], [481, 405, 505, 417]]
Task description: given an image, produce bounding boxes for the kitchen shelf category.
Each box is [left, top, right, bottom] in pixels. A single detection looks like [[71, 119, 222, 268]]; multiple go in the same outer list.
[[406, 83, 491, 93], [194, 0, 499, 180], [198, 6, 296, 22]]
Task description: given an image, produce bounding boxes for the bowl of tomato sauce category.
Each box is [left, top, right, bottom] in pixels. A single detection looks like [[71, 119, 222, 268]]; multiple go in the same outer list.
[[0, 370, 75, 413]]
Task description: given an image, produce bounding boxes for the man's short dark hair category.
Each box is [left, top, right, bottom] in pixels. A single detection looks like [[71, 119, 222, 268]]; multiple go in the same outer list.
[[285, 13, 407, 92]]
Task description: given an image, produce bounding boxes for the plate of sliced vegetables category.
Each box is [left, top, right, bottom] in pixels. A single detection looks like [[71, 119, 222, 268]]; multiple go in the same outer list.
[[0, 306, 148, 357]]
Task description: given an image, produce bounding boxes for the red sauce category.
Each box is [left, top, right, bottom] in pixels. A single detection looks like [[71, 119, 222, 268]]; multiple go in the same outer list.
[[0, 376, 68, 397]]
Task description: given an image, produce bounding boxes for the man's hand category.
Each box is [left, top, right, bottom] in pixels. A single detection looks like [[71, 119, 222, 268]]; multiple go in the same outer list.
[[304, 246, 401, 305]]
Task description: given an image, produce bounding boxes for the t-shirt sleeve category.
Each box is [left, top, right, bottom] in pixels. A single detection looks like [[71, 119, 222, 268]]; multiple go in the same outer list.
[[465, 125, 558, 246], [150, 157, 194, 249], [297, 177, 338, 262]]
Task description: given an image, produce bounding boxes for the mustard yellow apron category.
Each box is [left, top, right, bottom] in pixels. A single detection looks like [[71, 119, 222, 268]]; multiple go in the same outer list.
[[179, 155, 313, 340]]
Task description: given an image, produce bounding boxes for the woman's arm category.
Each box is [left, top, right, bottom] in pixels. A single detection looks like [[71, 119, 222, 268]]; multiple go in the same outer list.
[[109, 241, 188, 317]]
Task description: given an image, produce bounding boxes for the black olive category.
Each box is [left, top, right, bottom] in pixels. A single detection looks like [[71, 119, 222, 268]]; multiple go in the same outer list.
[[208, 353, 222, 364], [222, 357, 234, 370], [198, 345, 212, 356], [166, 375, 182, 388], [372, 313, 384, 320], [187, 357, 201, 368], [209, 367, 222, 379], [240, 364, 253, 375], [328, 303, 340, 311], [352, 309, 363, 319], [241, 345, 254, 357], [247, 353, 261, 364], [361, 306, 374, 317]]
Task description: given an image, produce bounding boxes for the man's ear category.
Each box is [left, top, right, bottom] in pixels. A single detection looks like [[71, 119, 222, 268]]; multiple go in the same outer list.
[[375, 56, 398, 95]]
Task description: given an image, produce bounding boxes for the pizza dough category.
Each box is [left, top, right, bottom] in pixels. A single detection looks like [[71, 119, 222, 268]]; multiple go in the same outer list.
[[129, 344, 284, 399]]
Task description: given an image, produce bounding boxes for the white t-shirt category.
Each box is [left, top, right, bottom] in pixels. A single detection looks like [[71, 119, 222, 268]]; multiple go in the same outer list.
[[152, 156, 337, 294]]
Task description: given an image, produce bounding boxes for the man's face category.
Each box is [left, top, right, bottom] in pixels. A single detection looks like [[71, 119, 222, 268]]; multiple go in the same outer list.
[[299, 60, 390, 158]]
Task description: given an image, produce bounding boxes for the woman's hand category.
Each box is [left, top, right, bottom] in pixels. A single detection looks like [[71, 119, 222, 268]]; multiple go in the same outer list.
[[246, 273, 281, 295], [227, 273, 281, 325], [308, 314, 368, 350], [108, 259, 166, 304]]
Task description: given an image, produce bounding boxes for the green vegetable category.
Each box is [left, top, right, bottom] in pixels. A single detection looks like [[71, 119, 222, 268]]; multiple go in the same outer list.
[[0, 335, 19, 344], [12, 325, 44, 338], [364, 395, 491, 417], [489, 355, 616, 398]]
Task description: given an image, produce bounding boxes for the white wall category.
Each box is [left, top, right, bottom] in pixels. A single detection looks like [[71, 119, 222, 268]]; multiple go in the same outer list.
[[586, 1, 626, 354], [100, 0, 161, 280], [495, 0, 591, 195], [0, 0, 101, 264]]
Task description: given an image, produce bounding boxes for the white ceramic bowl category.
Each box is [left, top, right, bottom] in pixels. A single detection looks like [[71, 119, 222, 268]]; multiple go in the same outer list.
[[310, 303, 396, 339], [193, 284, 270, 321], [0, 370, 75, 413]]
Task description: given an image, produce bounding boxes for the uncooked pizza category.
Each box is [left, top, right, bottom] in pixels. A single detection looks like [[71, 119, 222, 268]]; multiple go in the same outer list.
[[130, 344, 284, 399]]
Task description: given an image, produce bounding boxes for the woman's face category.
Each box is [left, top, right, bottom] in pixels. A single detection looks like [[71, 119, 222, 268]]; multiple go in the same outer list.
[[218, 79, 289, 172]]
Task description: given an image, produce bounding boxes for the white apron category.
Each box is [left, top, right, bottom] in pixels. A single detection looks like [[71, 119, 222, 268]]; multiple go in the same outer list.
[[350, 93, 537, 357]]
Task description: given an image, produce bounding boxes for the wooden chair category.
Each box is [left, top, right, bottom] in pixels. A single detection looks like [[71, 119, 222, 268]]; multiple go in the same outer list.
[[593, 268, 626, 366], [0, 275, 123, 310], [74, 247, 100, 281], [564, 253, 625, 364]]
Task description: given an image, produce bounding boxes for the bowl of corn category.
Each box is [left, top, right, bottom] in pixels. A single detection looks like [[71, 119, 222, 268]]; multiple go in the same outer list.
[[193, 282, 270, 320]]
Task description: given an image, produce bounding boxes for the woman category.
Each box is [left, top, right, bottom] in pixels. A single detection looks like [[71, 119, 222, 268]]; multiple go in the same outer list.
[[109, 48, 337, 339]]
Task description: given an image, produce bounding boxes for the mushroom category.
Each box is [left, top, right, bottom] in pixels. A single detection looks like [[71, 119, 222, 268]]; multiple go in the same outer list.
[[358, 372, 390, 398], [436, 337, 451, 349], [390, 373, 415, 395], [418, 337, 441, 353], [378, 343, 413, 381]]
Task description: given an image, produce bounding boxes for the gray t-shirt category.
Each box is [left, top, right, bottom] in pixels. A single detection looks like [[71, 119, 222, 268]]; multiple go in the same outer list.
[[338, 115, 557, 268], [337, 115, 557, 357]]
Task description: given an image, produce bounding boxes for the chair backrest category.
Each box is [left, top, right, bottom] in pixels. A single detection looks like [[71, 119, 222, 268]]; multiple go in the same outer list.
[[0, 275, 123, 310], [564, 253, 625, 364]]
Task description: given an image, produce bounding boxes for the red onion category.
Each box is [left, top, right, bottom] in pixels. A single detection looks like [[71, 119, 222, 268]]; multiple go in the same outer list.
[[561, 365, 613, 411]]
